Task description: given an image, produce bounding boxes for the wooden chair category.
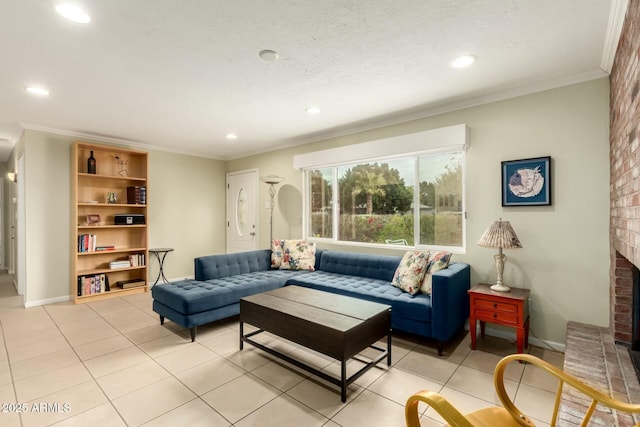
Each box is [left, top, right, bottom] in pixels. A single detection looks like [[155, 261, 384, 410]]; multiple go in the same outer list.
[[405, 353, 640, 427]]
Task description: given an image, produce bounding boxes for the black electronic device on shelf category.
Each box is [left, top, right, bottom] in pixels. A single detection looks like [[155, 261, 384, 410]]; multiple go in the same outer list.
[[114, 214, 145, 225]]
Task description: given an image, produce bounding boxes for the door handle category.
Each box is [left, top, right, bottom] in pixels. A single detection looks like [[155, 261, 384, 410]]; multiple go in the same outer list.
[[250, 232, 256, 236]]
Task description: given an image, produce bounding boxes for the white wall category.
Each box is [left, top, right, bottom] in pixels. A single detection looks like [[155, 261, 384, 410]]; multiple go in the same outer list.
[[227, 78, 611, 344], [18, 130, 226, 305]]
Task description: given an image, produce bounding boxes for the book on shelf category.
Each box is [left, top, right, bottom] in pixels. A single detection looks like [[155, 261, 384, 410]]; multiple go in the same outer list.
[[77, 273, 110, 296], [78, 234, 97, 252], [127, 186, 147, 204], [109, 260, 131, 269], [95, 245, 115, 251], [115, 279, 146, 289], [128, 253, 145, 267]]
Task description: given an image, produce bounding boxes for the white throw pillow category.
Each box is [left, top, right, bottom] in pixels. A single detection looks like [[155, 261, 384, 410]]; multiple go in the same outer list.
[[391, 251, 430, 295], [279, 240, 317, 271]]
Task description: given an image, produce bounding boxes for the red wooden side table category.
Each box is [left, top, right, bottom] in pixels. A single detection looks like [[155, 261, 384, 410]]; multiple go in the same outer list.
[[468, 283, 530, 353]]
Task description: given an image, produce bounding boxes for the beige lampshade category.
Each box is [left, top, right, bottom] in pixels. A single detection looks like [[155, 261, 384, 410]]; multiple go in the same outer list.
[[477, 219, 522, 249]]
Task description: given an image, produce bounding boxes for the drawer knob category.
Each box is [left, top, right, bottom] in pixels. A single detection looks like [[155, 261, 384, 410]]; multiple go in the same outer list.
[[493, 313, 497, 319], [493, 303, 498, 308]]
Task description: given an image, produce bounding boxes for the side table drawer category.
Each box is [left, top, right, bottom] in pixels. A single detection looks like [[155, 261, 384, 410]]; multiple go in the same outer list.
[[475, 298, 518, 313], [475, 308, 519, 325]]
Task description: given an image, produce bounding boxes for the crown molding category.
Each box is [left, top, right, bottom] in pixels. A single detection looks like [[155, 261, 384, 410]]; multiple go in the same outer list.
[[16, 67, 611, 163], [19, 123, 223, 160], [601, 0, 628, 73]]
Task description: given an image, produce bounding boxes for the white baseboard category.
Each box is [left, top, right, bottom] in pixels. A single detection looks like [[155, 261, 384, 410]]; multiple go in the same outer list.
[[51, 277, 193, 304], [25, 295, 71, 308], [469, 323, 566, 353]]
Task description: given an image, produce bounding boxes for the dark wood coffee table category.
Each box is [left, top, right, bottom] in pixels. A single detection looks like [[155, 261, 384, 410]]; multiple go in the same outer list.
[[240, 286, 392, 402]]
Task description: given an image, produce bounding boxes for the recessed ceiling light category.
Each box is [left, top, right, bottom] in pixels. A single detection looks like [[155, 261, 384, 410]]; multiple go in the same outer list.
[[305, 106, 321, 114], [225, 133, 238, 140], [55, 3, 91, 24], [259, 50, 279, 62], [449, 54, 476, 69], [25, 86, 50, 96]]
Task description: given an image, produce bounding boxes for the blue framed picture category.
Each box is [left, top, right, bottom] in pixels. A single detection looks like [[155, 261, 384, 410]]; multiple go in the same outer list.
[[501, 156, 551, 206]]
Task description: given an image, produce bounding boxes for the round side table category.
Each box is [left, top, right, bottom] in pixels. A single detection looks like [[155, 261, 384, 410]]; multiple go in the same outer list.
[[149, 248, 174, 287]]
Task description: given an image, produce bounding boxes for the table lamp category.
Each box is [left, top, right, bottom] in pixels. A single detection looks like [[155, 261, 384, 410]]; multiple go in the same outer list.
[[477, 219, 522, 292]]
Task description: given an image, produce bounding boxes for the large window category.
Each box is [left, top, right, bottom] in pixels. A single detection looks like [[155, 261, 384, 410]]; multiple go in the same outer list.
[[305, 150, 465, 250], [297, 124, 468, 251]]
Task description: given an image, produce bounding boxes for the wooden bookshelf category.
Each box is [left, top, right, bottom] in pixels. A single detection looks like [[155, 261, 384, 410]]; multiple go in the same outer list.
[[71, 142, 149, 303]]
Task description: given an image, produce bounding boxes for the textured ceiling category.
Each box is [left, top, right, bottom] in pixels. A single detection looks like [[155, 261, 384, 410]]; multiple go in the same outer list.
[[0, 1, 617, 161]]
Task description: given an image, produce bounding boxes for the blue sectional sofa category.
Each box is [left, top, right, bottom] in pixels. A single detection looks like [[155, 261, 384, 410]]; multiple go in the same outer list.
[[151, 248, 470, 355]]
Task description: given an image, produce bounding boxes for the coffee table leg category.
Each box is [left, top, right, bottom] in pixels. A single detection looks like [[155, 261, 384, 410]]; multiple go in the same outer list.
[[239, 321, 244, 350], [387, 331, 392, 365]]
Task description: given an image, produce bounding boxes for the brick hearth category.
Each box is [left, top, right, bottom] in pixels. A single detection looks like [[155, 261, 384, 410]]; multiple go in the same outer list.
[[560, 322, 640, 426]]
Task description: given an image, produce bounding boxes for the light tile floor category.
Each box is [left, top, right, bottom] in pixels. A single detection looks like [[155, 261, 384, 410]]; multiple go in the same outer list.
[[0, 275, 564, 426]]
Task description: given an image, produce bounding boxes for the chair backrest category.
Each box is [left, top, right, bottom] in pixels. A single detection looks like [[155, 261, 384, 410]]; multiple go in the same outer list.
[[494, 354, 640, 427], [405, 353, 640, 427]]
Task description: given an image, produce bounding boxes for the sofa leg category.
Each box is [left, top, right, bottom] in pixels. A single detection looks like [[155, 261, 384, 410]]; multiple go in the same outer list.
[[190, 327, 197, 342], [160, 315, 164, 325], [437, 343, 443, 356]]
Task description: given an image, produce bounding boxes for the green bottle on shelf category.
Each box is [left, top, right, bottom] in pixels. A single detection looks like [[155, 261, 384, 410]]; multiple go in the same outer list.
[[87, 150, 96, 174]]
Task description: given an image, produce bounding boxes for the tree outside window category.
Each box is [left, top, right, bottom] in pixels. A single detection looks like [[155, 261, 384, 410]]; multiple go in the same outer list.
[[306, 151, 464, 249], [309, 169, 333, 238]]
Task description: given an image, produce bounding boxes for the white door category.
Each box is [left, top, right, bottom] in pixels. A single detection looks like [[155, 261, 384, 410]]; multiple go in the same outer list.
[[227, 170, 258, 253], [0, 181, 5, 269], [8, 178, 15, 276]]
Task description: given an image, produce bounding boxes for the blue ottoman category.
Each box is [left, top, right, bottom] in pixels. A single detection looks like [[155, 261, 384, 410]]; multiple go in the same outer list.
[[151, 271, 296, 341]]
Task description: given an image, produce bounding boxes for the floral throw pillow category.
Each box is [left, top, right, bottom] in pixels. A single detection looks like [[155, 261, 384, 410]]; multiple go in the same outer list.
[[420, 251, 452, 295], [271, 239, 285, 269], [280, 240, 317, 271], [391, 251, 431, 295]]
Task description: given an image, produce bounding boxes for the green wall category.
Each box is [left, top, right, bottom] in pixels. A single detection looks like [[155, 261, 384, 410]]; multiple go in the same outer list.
[[10, 78, 609, 345], [227, 78, 611, 344], [15, 130, 226, 305]]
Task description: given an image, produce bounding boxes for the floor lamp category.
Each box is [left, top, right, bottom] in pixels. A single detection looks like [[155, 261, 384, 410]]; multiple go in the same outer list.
[[260, 175, 284, 243]]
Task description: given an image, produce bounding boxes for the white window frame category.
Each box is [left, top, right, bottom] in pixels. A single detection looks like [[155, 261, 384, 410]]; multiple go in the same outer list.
[[295, 124, 469, 252]]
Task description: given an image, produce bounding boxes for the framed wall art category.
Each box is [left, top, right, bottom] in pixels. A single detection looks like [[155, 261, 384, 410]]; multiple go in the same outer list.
[[501, 156, 551, 206]]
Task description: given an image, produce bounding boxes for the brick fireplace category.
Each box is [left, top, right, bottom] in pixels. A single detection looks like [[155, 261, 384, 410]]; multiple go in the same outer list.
[[610, 0, 640, 361], [612, 254, 640, 356]]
